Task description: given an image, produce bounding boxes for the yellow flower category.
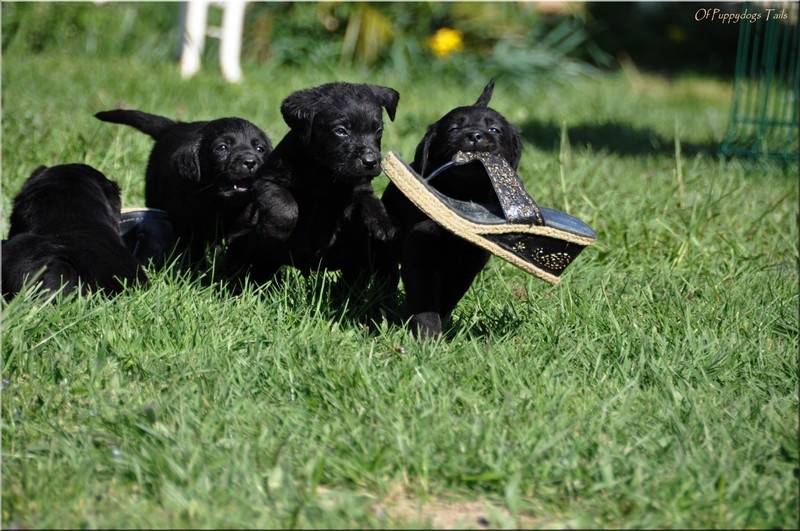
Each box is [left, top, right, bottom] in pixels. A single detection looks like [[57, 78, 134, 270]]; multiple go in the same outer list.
[[427, 27, 464, 58]]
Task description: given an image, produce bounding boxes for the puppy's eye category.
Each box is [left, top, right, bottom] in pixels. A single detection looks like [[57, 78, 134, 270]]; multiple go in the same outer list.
[[333, 126, 349, 137], [256, 144, 267, 153], [375, 127, 383, 137], [215, 143, 229, 153], [448, 126, 460, 133], [488, 127, 500, 134]]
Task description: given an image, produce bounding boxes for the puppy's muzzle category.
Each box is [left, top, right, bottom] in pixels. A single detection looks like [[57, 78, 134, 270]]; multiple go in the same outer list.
[[220, 153, 263, 196], [344, 148, 383, 180], [461, 129, 495, 152], [230, 152, 261, 176], [361, 152, 380, 171], [240, 157, 259, 173]]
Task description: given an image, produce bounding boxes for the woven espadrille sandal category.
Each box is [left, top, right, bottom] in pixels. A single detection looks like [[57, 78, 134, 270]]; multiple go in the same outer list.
[[119, 207, 176, 265], [381, 150, 596, 284]]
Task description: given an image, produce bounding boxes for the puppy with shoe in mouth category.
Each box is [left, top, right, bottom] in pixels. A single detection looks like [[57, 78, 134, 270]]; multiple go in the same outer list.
[[380, 80, 523, 338]]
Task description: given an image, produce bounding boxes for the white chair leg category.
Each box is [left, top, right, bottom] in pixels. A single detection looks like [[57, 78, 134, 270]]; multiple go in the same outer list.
[[219, 0, 246, 83], [180, 0, 209, 79]]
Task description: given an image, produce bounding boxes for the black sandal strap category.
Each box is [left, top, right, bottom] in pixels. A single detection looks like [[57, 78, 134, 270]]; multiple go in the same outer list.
[[429, 151, 545, 226]]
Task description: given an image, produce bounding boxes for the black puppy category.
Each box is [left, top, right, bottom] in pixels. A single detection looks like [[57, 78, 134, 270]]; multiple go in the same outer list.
[[380, 80, 523, 337], [95, 109, 272, 264], [2, 164, 146, 299], [237, 82, 400, 286]]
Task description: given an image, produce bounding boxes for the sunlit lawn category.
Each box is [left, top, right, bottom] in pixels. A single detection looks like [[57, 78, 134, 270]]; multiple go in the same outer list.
[[2, 45, 797, 529]]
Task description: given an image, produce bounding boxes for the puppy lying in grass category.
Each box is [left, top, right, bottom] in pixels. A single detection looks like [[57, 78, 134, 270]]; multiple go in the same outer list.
[[380, 80, 523, 338], [234, 82, 400, 287], [95, 109, 272, 266], [2, 164, 146, 300]]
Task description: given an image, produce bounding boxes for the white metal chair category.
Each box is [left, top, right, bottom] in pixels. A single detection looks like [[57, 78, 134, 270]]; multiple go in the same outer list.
[[180, 0, 247, 83]]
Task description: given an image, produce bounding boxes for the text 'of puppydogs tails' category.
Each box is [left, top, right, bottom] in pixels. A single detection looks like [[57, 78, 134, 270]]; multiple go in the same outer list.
[[2, 164, 147, 300], [380, 79, 523, 338], [95, 109, 272, 265], [230, 82, 400, 287]]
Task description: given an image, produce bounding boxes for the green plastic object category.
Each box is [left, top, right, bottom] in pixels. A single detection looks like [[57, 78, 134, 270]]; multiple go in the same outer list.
[[720, 2, 798, 164]]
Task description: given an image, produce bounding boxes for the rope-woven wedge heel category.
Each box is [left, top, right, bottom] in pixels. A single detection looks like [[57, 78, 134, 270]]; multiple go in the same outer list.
[[381, 150, 596, 284]]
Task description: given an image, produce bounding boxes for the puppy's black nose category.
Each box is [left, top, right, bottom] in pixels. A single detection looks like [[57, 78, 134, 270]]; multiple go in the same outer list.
[[466, 131, 483, 143], [242, 157, 258, 172], [361, 154, 380, 169]]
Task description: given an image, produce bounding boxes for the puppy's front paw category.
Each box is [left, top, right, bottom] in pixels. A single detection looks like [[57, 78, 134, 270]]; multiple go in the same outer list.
[[368, 215, 398, 241], [410, 312, 443, 339], [359, 197, 398, 241]]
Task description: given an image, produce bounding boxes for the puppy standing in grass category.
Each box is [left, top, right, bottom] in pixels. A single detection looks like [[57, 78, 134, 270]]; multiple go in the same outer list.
[[380, 80, 523, 338], [236, 82, 400, 287], [2, 164, 146, 300], [95, 109, 272, 265]]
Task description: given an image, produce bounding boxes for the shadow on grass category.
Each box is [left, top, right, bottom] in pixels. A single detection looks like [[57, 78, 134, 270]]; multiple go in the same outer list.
[[521, 120, 719, 157], [448, 306, 532, 341]]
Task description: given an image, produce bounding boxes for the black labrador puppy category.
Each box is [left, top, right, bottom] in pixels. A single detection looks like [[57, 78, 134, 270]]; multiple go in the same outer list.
[[95, 109, 272, 265], [380, 80, 523, 337], [235, 82, 400, 287], [2, 164, 146, 299]]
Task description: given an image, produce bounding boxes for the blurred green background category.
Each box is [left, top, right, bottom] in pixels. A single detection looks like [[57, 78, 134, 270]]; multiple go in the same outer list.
[[1, 1, 741, 88]]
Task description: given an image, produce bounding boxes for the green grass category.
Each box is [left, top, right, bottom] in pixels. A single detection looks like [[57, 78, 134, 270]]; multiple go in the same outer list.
[[2, 46, 798, 529]]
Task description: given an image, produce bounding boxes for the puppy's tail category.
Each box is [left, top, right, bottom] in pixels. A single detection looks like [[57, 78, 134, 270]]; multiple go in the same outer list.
[[95, 109, 176, 139]]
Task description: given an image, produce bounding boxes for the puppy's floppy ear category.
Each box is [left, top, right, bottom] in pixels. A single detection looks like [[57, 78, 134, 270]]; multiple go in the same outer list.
[[475, 79, 495, 107], [281, 90, 317, 144], [171, 138, 202, 181], [368, 85, 400, 122], [412, 126, 437, 176]]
